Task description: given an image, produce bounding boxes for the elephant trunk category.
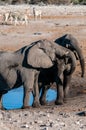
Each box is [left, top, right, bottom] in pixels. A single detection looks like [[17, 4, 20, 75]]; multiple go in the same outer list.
[[54, 44, 76, 75], [75, 47, 85, 77], [66, 34, 85, 77], [65, 50, 76, 75]]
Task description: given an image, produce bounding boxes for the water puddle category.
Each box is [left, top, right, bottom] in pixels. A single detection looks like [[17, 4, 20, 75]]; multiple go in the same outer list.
[[2, 86, 57, 110]]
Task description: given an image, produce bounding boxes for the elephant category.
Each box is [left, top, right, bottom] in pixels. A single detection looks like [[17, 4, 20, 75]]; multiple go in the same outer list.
[[0, 39, 76, 109], [39, 58, 71, 105], [40, 34, 85, 106], [54, 34, 85, 77]]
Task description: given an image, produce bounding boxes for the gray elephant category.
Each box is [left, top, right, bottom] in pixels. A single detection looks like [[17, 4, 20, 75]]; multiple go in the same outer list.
[[55, 34, 85, 77], [40, 34, 85, 106], [39, 58, 71, 105], [0, 39, 76, 109]]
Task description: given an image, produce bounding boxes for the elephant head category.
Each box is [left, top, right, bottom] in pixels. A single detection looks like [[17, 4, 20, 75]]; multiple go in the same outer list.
[[21, 39, 76, 75], [55, 34, 85, 77]]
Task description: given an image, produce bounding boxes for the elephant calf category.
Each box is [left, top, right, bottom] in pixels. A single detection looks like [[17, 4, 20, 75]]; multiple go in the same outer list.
[[39, 57, 73, 105]]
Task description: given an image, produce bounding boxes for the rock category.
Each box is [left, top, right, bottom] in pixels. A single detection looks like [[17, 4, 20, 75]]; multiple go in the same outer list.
[[21, 124, 29, 128], [77, 111, 86, 116], [0, 113, 3, 119]]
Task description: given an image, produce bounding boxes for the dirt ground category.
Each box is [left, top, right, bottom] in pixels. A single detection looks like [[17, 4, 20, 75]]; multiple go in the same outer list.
[[0, 5, 86, 130]]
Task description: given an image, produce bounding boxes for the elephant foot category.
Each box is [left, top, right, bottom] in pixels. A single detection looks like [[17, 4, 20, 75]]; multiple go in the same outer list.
[[40, 100, 47, 105], [55, 100, 64, 105], [0, 105, 5, 110], [63, 98, 67, 103], [22, 106, 31, 109], [32, 102, 41, 108]]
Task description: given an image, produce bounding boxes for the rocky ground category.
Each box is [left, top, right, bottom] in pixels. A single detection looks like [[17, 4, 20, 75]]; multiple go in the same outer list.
[[0, 5, 86, 130]]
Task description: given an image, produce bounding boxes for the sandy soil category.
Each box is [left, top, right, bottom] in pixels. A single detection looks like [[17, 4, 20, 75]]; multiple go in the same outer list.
[[0, 5, 86, 130]]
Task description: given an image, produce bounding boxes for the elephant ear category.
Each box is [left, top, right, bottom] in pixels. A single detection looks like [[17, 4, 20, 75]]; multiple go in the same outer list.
[[27, 46, 53, 68]]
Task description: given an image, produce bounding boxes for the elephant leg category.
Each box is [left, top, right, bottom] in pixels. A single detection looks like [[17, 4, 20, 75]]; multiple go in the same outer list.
[[0, 94, 4, 110], [63, 73, 72, 103], [33, 72, 41, 107], [55, 73, 64, 105], [23, 87, 31, 109], [40, 85, 48, 105], [0, 94, 2, 109], [21, 68, 35, 108], [0, 78, 11, 109], [55, 84, 64, 105]]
